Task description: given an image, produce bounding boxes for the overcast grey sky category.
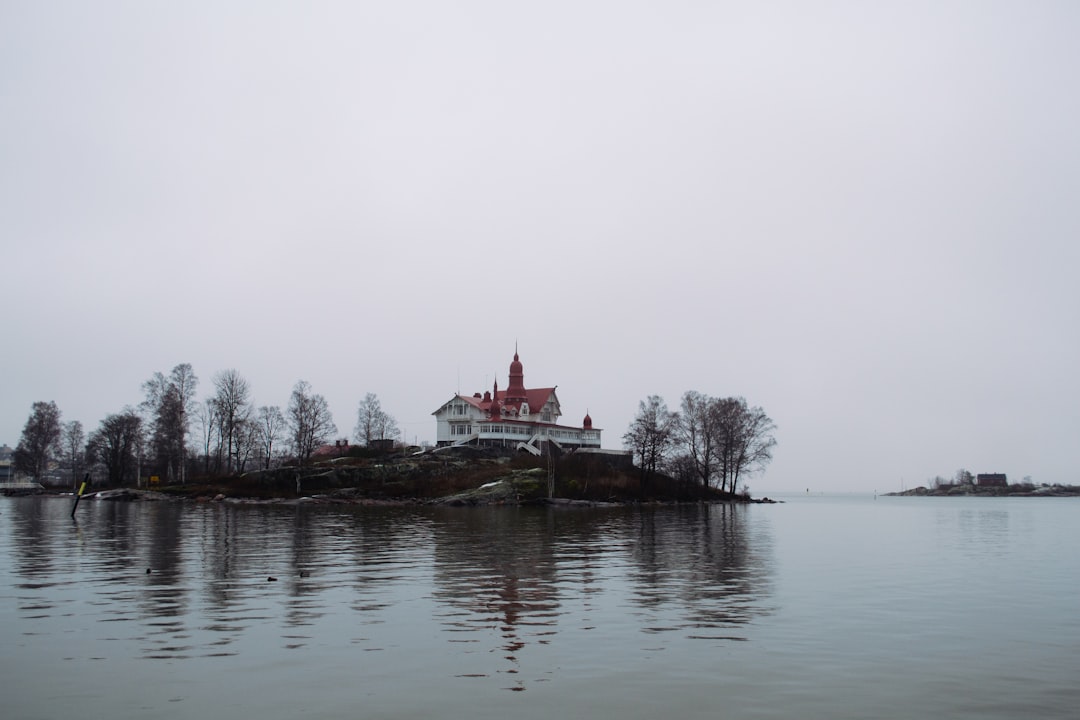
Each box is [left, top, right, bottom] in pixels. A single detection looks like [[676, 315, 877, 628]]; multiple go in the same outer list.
[[3, 1, 1077, 493]]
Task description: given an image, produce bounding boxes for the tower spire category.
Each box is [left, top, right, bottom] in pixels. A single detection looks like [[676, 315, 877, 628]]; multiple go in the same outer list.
[[490, 378, 501, 418], [506, 345, 526, 402]]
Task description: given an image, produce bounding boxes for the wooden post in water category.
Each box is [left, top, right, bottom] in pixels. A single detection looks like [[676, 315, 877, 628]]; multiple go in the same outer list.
[[71, 473, 90, 518]]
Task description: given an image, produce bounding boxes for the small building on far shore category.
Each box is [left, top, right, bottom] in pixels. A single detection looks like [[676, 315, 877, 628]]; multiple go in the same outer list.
[[976, 473, 1008, 487]]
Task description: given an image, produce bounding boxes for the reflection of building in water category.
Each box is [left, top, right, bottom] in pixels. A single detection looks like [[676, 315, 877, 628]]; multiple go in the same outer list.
[[428, 511, 562, 688], [432, 349, 602, 452]]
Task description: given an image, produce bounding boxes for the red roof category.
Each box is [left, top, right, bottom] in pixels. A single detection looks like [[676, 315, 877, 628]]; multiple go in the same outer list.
[[457, 388, 555, 417], [440, 349, 599, 428]]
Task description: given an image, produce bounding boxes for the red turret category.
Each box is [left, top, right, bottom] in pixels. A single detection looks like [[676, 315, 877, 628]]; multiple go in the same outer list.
[[489, 380, 501, 418], [506, 350, 527, 403]]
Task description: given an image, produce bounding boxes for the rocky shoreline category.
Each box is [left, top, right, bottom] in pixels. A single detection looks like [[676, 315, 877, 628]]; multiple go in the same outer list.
[[15, 446, 788, 506], [33, 451, 778, 506], [56, 482, 776, 507]]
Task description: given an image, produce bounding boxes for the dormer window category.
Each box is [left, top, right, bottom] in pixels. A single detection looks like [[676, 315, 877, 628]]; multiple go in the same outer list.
[[520, 403, 530, 416]]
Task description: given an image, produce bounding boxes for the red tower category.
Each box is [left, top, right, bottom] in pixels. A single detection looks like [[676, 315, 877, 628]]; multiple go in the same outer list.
[[505, 349, 527, 404]]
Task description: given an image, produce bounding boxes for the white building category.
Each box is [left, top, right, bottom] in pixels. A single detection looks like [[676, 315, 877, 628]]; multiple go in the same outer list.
[[432, 350, 601, 454]]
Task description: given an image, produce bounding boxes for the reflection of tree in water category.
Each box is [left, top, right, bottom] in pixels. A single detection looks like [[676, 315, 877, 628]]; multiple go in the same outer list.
[[628, 504, 773, 640], [429, 508, 561, 691], [6, 499, 197, 658], [425, 505, 773, 686], [278, 506, 433, 644], [339, 508, 433, 616], [136, 501, 192, 658], [8, 497, 64, 583], [192, 504, 294, 653], [7, 499, 78, 629], [278, 505, 326, 635], [197, 503, 242, 608]]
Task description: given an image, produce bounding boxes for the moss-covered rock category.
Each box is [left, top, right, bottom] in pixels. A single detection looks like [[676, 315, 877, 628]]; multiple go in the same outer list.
[[435, 468, 548, 505]]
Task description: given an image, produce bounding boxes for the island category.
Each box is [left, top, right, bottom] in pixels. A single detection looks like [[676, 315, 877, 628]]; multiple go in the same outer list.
[[885, 482, 1080, 498], [23, 445, 775, 506]]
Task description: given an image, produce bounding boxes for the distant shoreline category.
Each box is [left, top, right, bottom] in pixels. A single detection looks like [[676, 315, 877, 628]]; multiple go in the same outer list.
[[885, 484, 1080, 498]]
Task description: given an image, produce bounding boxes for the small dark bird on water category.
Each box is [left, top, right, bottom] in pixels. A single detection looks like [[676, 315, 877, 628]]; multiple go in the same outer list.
[[146, 569, 152, 574], [267, 576, 278, 582], [299, 570, 308, 578]]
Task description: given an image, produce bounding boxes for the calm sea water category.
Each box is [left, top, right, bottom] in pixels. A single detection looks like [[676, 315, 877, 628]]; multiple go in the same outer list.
[[2, 494, 1077, 719]]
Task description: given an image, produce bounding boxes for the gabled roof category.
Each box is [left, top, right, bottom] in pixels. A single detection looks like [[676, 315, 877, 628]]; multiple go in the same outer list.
[[436, 388, 557, 417], [433, 349, 587, 427], [501, 387, 556, 414]]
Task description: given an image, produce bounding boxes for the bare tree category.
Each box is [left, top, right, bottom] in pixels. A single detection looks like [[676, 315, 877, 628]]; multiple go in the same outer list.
[[195, 398, 219, 475], [623, 395, 677, 488], [721, 398, 776, 494], [142, 372, 181, 483], [14, 401, 63, 482], [288, 380, 337, 464], [666, 452, 698, 487], [674, 392, 777, 493], [232, 417, 260, 473], [87, 411, 143, 486], [677, 391, 720, 487], [61, 420, 86, 490], [212, 369, 251, 474], [256, 405, 286, 469], [170, 363, 198, 483], [354, 393, 398, 446]]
